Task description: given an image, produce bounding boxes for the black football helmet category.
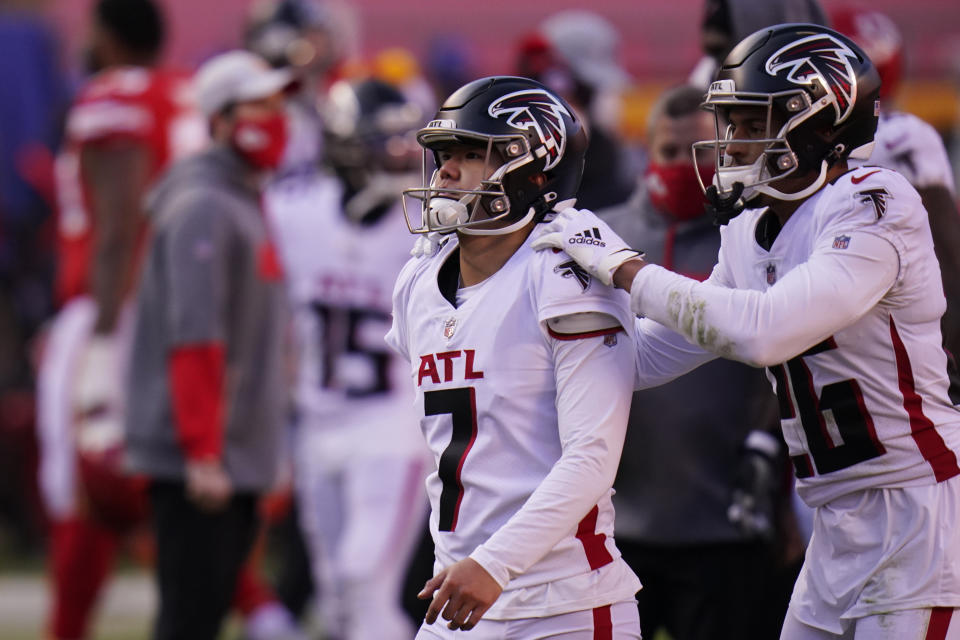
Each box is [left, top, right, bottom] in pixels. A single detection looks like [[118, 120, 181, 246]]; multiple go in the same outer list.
[[244, 0, 339, 70], [693, 23, 881, 211], [401, 76, 587, 236], [323, 78, 423, 223]]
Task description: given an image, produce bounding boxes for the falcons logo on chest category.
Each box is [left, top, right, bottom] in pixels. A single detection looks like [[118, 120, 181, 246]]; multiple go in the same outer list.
[[856, 187, 891, 219], [765, 34, 859, 125], [488, 89, 570, 170]]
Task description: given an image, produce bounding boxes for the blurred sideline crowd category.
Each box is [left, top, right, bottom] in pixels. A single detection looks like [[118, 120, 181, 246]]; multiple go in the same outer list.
[[0, 0, 958, 639]]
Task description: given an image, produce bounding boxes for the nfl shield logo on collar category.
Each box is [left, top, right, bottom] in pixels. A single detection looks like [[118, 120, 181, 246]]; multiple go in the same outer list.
[[766, 263, 777, 285], [443, 317, 457, 339], [833, 235, 851, 249]]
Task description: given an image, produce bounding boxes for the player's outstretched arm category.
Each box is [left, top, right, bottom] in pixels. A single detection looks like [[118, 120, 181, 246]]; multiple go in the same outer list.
[[632, 231, 899, 366], [418, 557, 502, 632], [531, 208, 645, 287]]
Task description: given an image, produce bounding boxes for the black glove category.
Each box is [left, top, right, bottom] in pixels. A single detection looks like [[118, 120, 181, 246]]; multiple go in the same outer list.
[[705, 182, 746, 226], [727, 430, 781, 541]]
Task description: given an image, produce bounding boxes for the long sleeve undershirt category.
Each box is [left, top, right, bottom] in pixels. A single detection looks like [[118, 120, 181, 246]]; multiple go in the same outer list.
[[469, 328, 635, 588], [629, 230, 900, 368]]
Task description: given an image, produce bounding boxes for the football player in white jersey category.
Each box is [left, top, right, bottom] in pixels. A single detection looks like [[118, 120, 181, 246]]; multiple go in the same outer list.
[[387, 76, 642, 637], [534, 24, 960, 640], [831, 6, 960, 361], [264, 78, 430, 640]]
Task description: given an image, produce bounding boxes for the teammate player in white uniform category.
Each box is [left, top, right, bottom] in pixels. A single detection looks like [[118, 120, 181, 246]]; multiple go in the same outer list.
[[264, 78, 430, 640], [831, 7, 960, 358], [387, 76, 642, 637], [534, 24, 960, 640]]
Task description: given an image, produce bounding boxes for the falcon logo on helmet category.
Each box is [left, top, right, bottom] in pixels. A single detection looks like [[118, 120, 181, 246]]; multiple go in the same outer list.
[[765, 34, 859, 125], [488, 89, 570, 170]]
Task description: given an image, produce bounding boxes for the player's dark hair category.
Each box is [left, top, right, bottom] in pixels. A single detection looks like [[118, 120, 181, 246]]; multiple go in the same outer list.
[[646, 85, 706, 139], [662, 85, 706, 119], [95, 0, 166, 60]]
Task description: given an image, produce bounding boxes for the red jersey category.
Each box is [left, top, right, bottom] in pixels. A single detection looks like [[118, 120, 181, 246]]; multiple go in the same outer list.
[[54, 66, 206, 303]]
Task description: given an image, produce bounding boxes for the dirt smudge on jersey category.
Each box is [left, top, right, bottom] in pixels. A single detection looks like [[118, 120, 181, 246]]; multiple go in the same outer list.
[[667, 290, 736, 359]]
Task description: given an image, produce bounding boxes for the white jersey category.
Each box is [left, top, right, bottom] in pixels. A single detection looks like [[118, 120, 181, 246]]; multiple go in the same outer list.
[[386, 233, 641, 618], [264, 171, 421, 453], [630, 167, 960, 507], [852, 110, 956, 194]]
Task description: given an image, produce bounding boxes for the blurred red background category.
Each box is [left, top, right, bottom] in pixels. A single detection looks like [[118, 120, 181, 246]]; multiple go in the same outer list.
[[37, 0, 959, 78], [33, 0, 960, 136]]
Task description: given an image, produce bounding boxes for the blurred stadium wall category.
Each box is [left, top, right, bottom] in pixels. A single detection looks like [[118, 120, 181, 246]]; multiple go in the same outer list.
[[41, 0, 960, 141]]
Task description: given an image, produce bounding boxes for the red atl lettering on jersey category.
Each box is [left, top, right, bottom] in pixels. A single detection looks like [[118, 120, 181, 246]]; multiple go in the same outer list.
[[417, 350, 484, 386]]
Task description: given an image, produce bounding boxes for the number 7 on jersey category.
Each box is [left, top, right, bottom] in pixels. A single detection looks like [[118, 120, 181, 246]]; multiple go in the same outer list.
[[425, 387, 479, 532]]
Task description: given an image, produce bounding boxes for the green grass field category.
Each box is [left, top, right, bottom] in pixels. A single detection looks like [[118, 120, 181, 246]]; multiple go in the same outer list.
[[0, 571, 151, 639], [0, 567, 672, 640], [0, 570, 249, 640]]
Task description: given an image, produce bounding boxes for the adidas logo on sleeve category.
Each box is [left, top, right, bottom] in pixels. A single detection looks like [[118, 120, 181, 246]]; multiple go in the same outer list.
[[569, 228, 606, 247]]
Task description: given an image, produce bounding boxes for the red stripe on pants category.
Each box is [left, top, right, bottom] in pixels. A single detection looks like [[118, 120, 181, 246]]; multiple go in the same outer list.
[[592, 604, 613, 640], [927, 607, 954, 640]]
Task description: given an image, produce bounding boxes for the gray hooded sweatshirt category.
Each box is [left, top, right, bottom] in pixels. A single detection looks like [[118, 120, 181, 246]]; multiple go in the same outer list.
[[124, 144, 288, 491]]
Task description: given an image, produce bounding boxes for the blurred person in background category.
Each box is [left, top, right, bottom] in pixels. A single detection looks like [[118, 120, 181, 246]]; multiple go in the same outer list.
[[0, 0, 67, 560], [598, 84, 798, 640], [245, 0, 353, 174], [0, 5, 65, 403], [244, 2, 355, 623], [264, 76, 430, 640], [35, 1, 206, 638], [516, 10, 637, 211], [371, 47, 437, 122], [245, 0, 349, 80], [122, 50, 293, 640], [689, 0, 828, 88], [832, 6, 960, 360], [424, 35, 477, 109], [37, 3, 304, 638]]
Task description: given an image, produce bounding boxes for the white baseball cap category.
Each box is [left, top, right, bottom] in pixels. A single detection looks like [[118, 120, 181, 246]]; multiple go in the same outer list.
[[193, 50, 295, 117]]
